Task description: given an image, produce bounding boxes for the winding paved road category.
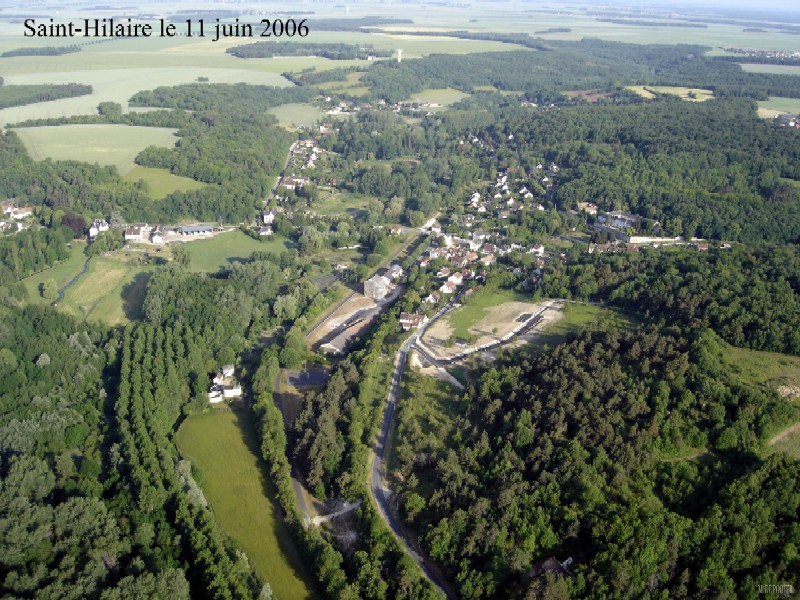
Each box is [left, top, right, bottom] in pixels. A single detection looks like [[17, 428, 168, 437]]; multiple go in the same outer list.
[[368, 308, 457, 600]]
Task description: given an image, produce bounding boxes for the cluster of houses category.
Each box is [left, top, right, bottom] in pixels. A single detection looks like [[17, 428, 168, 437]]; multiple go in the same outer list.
[[278, 175, 310, 191], [289, 139, 323, 170], [208, 364, 242, 404], [775, 113, 800, 129], [257, 207, 286, 237], [87, 219, 110, 240], [464, 170, 549, 218], [0, 200, 34, 232]]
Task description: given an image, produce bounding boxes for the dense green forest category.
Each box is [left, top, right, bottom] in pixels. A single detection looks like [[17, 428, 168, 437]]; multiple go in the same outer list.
[[0, 83, 92, 109], [227, 42, 392, 60], [392, 328, 800, 598], [303, 40, 800, 102], [1, 45, 80, 58], [537, 245, 800, 356]]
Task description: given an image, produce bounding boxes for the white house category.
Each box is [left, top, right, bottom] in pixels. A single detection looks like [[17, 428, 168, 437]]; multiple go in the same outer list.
[[223, 385, 242, 399], [124, 227, 142, 242], [388, 264, 404, 280], [222, 364, 235, 378], [259, 226, 273, 236]]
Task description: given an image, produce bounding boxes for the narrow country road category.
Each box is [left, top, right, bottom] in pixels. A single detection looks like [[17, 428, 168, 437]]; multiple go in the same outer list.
[[368, 309, 457, 600]]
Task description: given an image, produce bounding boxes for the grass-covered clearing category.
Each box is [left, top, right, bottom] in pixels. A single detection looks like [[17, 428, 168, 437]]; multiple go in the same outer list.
[[409, 88, 470, 107], [627, 86, 714, 101], [725, 345, 800, 392], [176, 410, 318, 600], [268, 103, 325, 128], [123, 166, 206, 199], [740, 64, 800, 75], [315, 189, 373, 217], [316, 71, 371, 97], [757, 96, 800, 119], [20, 241, 87, 304], [183, 230, 292, 273], [530, 302, 636, 352], [55, 253, 153, 325], [447, 288, 528, 340], [14, 125, 178, 175]]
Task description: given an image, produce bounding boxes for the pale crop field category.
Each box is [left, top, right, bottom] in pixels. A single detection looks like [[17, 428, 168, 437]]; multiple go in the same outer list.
[[410, 88, 470, 107], [740, 64, 800, 76], [14, 124, 179, 175]]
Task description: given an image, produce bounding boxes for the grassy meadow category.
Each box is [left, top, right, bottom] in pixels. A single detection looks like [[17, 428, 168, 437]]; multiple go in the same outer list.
[[123, 166, 206, 199], [176, 410, 319, 600], [627, 86, 714, 101], [529, 303, 637, 353], [183, 230, 292, 273], [15, 125, 179, 175], [757, 96, 800, 118], [55, 253, 154, 325], [267, 103, 325, 128], [20, 241, 88, 304], [409, 88, 470, 108]]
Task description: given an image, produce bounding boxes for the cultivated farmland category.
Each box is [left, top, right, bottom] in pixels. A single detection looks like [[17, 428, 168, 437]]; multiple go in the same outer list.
[[14, 124, 179, 175]]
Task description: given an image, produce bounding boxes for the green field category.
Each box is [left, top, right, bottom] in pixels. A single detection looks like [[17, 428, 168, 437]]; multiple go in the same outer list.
[[268, 103, 325, 128], [410, 88, 470, 108], [176, 410, 319, 600], [123, 165, 207, 199], [757, 97, 800, 118], [447, 288, 528, 340], [725, 345, 800, 391], [15, 125, 179, 175], [530, 302, 637, 352], [55, 253, 153, 325], [315, 189, 373, 217], [184, 230, 292, 273], [740, 64, 800, 75], [316, 71, 371, 97], [20, 241, 87, 305]]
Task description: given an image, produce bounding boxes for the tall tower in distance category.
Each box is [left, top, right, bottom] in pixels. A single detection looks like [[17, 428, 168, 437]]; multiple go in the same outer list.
[[397, 49, 403, 63]]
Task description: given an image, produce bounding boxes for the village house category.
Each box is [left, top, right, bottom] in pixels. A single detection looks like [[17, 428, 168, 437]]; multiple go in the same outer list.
[[124, 226, 142, 242], [259, 226, 273, 236], [399, 312, 428, 331], [151, 227, 164, 245], [364, 274, 391, 301], [223, 385, 242, 399], [0, 200, 15, 216], [439, 282, 456, 295], [11, 206, 33, 220], [424, 291, 442, 304], [388, 264, 404, 280], [447, 273, 464, 287]]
